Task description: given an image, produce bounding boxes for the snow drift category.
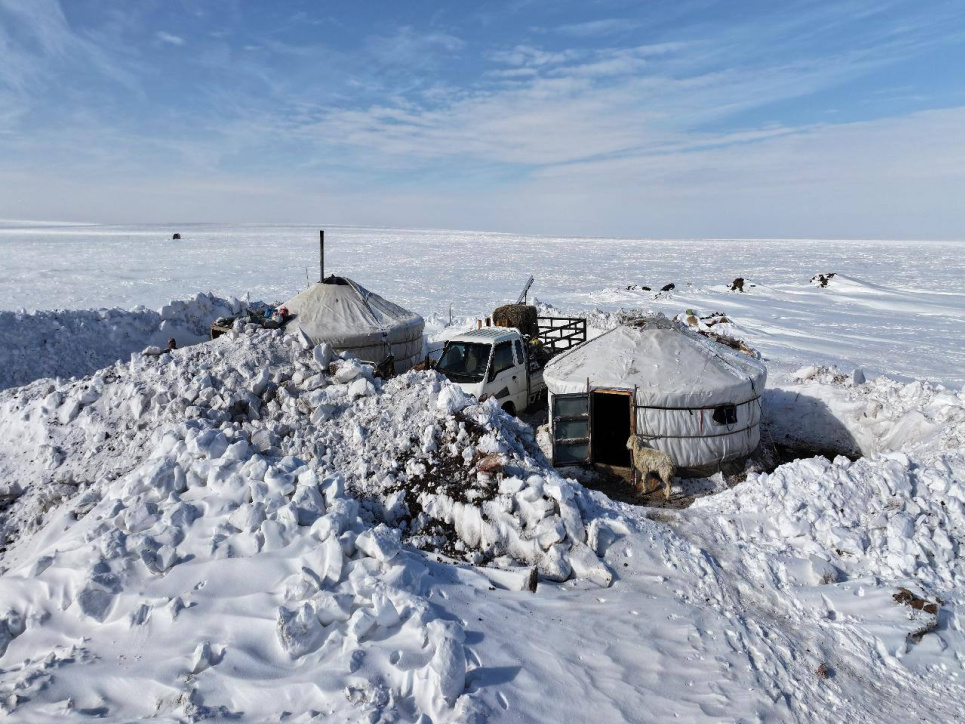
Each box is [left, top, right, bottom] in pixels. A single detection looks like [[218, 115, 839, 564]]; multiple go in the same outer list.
[[0, 293, 246, 392], [0, 323, 609, 720]]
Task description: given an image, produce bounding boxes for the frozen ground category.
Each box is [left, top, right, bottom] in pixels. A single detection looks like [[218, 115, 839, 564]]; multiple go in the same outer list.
[[2, 223, 963, 386], [0, 223, 963, 722]]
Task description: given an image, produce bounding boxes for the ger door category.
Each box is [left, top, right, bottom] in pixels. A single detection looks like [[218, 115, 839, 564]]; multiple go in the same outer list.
[[551, 393, 590, 465]]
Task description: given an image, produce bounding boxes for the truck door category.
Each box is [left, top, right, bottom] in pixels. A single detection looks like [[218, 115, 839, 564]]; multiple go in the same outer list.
[[487, 340, 526, 414]]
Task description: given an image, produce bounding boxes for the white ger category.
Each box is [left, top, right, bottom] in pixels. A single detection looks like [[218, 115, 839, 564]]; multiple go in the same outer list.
[[543, 317, 767, 475], [284, 276, 424, 374]]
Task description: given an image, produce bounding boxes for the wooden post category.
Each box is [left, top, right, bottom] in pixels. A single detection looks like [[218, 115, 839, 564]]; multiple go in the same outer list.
[[319, 229, 324, 282]]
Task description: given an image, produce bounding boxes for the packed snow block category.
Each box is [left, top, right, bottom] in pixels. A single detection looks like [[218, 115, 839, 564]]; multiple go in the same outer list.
[[250, 428, 279, 454], [347, 608, 377, 641], [228, 502, 267, 533], [187, 429, 229, 460], [0, 612, 24, 658], [311, 591, 353, 625], [348, 377, 375, 400], [304, 535, 344, 588], [190, 641, 215, 675], [58, 397, 82, 424], [0, 481, 24, 502], [276, 604, 325, 659], [30, 555, 54, 578], [808, 556, 842, 585], [534, 516, 566, 549], [118, 501, 159, 534], [355, 524, 401, 562], [285, 568, 321, 600], [311, 404, 336, 425], [371, 592, 401, 628], [587, 519, 628, 557], [261, 520, 289, 551], [538, 543, 571, 582], [251, 369, 272, 397], [130, 392, 151, 419], [568, 541, 613, 588], [542, 480, 586, 543], [312, 343, 333, 371], [436, 384, 471, 415], [334, 359, 364, 384], [477, 565, 538, 593], [222, 439, 250, 462], [428, 620, 467, 706], [292, 485, 326, 526], [129, 603, 151, 627], [156, 545, 179, 572]]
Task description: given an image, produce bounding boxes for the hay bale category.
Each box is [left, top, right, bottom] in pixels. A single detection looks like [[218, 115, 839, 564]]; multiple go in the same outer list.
[[492, 304, 538, 337]]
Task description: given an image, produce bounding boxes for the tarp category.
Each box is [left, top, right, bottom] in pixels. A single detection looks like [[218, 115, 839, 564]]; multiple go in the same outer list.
[[544, 320, 766, 408], [284, 277, 424, 373]]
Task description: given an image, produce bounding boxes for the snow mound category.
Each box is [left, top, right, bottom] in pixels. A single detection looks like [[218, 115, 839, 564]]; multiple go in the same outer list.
[[0, 323, 608, 719], [765, 365, 965, 458], [0, 293, 246, 391], [694, 450, 965, 594]]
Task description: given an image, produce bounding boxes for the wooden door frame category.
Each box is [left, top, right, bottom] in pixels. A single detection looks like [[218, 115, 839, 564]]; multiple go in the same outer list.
[[588, 387, 637, 476]]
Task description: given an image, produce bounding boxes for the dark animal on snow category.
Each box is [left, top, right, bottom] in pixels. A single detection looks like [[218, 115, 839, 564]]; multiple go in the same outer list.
[[660, 283, 675, 292]]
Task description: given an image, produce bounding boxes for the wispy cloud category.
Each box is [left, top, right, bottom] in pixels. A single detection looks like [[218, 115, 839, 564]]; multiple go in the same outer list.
[[552, 18, 642, 38], [365, 26, 465, 67], [156, 31, 185, 46], [0, 0, 963, 237]]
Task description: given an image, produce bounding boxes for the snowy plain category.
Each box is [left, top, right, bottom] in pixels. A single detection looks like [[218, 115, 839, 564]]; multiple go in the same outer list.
[[2, 222, 963, 386], [0, 222, 963, 722]]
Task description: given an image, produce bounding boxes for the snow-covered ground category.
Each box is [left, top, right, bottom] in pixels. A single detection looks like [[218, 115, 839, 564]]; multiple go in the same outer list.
[[0, 223, 963, 722], [2, 223, 963, 386]]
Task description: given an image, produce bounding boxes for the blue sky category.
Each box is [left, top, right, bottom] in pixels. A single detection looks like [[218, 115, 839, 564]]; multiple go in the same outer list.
[[1, 0, 964, 238]]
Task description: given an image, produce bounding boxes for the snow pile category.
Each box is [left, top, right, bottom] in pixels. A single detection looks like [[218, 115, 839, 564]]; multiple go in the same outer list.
[[305, 374, 609, 585], [764, 365, 965, 457], [682, 368, 965, 674], [0, 323, 610, 719], [0, 417, 486, 720], [0, 293, 246, 391], [693, 450, 965, 595], [708, 367, 965, 594]]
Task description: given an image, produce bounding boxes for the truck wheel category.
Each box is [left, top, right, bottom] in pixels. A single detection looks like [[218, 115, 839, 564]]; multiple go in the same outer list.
[[501, 402, 516, 417]]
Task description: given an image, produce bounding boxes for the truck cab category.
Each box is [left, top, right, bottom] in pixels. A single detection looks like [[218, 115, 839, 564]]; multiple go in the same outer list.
[[435, 328, 537, 415]]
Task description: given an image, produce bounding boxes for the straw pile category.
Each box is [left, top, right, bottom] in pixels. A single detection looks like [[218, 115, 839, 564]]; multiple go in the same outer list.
[[493, 304, 538, 337]]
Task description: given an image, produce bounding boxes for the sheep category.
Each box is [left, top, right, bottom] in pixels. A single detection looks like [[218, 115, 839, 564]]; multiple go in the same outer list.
[[626, 436, 676, 500]]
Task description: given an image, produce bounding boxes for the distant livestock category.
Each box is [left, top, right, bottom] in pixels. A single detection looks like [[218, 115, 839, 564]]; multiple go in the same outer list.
[[626, 435, 676, 500]]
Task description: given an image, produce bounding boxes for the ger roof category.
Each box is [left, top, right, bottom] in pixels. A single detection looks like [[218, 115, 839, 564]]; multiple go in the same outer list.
[[543, 317, 766, 408], [284, 276, 423, 348]]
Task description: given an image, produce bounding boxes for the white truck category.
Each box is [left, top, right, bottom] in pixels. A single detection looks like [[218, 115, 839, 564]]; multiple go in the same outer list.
[[433, 316, 586, 415]]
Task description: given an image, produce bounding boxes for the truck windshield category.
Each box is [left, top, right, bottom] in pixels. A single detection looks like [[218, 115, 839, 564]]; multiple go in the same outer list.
[[436, 342, 491, 383]]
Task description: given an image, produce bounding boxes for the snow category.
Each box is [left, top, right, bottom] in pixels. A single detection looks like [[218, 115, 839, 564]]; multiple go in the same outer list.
[[0, 292, 245, 391], [2, 224, 963, 385], [0, 223, 963, 721]]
